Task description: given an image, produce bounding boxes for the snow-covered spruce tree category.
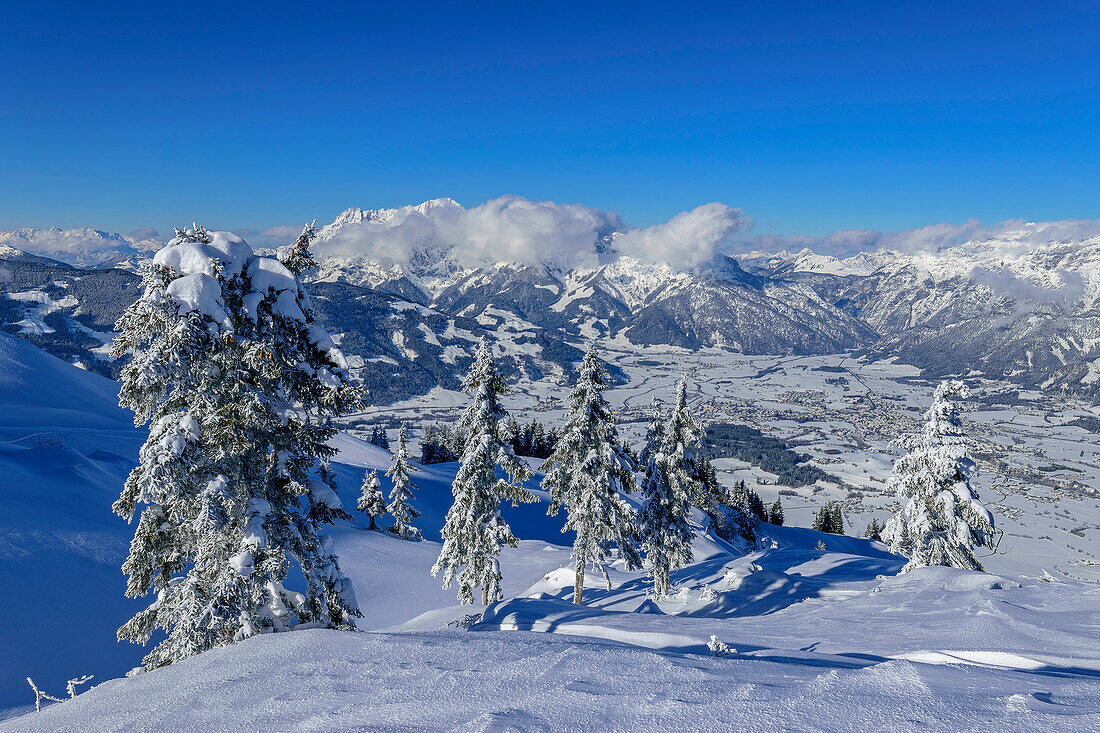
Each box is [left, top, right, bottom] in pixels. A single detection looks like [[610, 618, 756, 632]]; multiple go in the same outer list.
[[812, 503, 844, 534], [386, 425, 422, 541], [541, 345, 642, 605], [431, 338, 535, 604], [421, 424, 440, 463], [830, 503, 845, 534], [639, 396, 665, 469], [666, 378, 708, 508], [768, 497, 784, 526], [369, 426, 390, 450], [881, 379, 995, 572], [690, 453, 719, 513], [638, 379, 699, 598], [357, 470, 387, 530], [864, 517, 885, 541], [112, 224, 361, 670]]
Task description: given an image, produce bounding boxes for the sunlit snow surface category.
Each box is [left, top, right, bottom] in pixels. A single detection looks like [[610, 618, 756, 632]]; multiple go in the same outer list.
[[2, 333, 1099, 730]]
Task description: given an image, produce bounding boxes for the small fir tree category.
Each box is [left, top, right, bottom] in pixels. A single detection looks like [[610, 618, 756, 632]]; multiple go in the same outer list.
[[746, 488, 768, 522], [431, 338, 536, 604], [112, 224, 360, 670], [357, 470, 387, 530], [541, 345, 642, 605], [768, 497, 784, 526], [864, 517, 885, 542], [881, 380, 995, 572], [693, 455, 726, 514], [812, 503, 844, 534], [386, 425, 422, 541], [724, 480, 760, 537], [639, 396, 665, 469], [638, 379, 698, 598], [420, 423, 458, 464], [369, 426, 390, 450]]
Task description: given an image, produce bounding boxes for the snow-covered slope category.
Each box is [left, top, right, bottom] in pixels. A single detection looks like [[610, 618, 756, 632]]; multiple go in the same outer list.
[[0, 333, 145, 710], [10, 582, 1100, 733], [2, 335, 1099, 729], [7, 507, 1100, 730], [0, 332, 132, 430]]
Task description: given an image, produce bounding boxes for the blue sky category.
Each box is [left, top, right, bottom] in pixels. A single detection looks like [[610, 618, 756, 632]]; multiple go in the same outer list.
[[2, 1, 1097, 238]]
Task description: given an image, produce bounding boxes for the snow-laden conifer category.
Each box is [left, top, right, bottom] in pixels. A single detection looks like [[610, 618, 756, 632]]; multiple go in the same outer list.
[[768, 497, 784, 526], [812, 503, 844, 535], [639, 396, 665, 469], [541, 345, 641, 604], [112, 224, 361, 670], [638, 379, 698, 598], [357, 470, 387, 530], [386, 425, 422, 541], [666, 379, 708, 508], [882, 379, 995, 571], [431, 338, 535, 604], [693, 455, 726, 514], [864, 517, 885, 541], [369, 426, 390, 450]]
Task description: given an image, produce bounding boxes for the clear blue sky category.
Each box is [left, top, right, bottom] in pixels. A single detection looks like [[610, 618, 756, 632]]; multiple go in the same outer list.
[[2, 1, 1097, 236]]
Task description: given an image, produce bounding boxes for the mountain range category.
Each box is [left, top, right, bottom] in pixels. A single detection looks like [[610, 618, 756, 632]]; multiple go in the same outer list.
[[3, 204, 1099, 402]]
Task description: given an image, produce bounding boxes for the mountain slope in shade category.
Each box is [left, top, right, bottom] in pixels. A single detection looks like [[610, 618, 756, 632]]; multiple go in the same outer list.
[[750, 231, 1100, 395], [0, 332, 132, 430]]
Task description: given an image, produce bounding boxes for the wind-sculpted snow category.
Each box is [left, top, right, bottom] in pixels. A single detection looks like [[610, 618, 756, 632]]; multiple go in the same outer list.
[[6, 564, 1099, 731]]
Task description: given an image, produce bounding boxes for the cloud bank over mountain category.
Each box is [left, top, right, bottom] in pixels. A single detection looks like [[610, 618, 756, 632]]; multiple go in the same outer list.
[[616, 203, 748, 268], [2, 197, 1098, 273], [314, 196, 623, 269], [737, 218, 1100, 258], [314, 197, 747, 269]]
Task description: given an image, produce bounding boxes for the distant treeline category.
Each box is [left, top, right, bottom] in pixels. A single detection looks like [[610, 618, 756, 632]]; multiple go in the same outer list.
[[703, 422, 835, 488], [419, 417, 561, 464]]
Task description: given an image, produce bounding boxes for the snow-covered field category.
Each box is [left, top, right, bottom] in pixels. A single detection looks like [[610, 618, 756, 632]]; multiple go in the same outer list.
[[358, 342, 1100, 583], [2, 332, 1099, 730]]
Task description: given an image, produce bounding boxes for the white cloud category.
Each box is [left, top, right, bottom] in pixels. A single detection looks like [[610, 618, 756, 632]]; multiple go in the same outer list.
[[734, 217, 1100, 259], [315, 196, 625, 269], [314, 197, 749, 270], [258, 224, 306, 239], [616, 203, 749, 268], [456, 196, 623, 268], [970, 266, 1086, 311]]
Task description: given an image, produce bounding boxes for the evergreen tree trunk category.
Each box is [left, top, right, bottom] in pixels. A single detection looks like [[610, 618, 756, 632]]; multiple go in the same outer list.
[[574, 555, 586, 605], [482, 586, 489, 606]]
